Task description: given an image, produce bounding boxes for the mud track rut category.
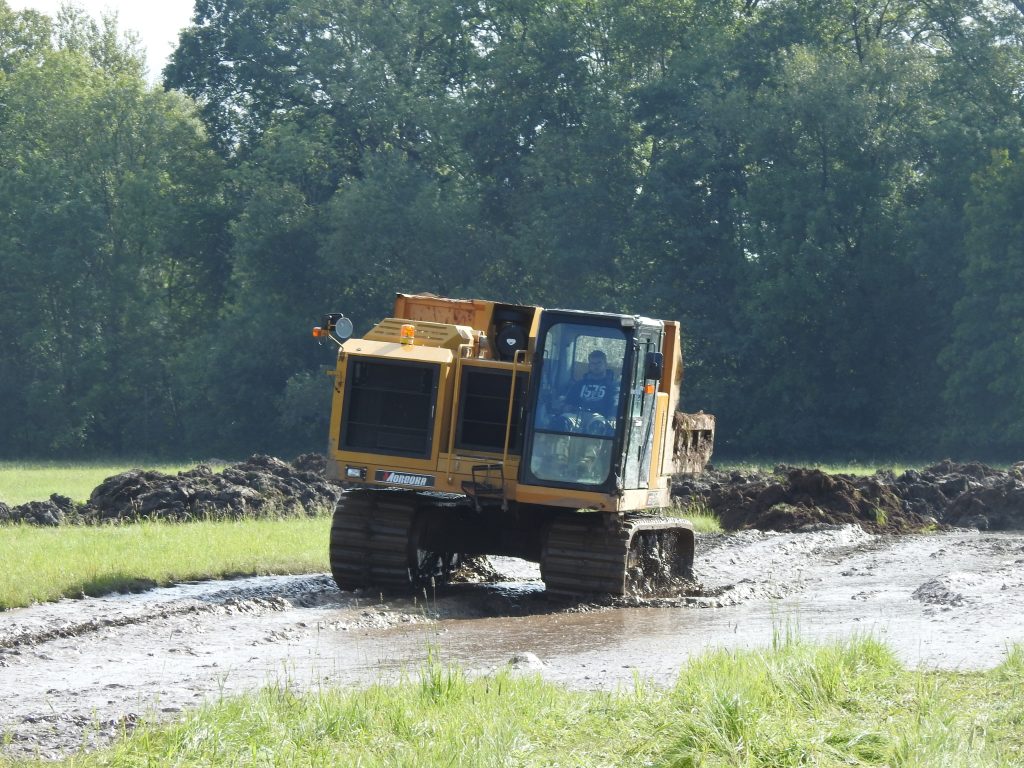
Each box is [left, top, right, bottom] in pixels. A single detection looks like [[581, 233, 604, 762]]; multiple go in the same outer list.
[[2, 527, 1024, 760]]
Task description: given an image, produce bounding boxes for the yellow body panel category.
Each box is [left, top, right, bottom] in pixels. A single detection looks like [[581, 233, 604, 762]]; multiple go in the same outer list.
[[650, 393, 669, 489], [340, 339, 455, 362]]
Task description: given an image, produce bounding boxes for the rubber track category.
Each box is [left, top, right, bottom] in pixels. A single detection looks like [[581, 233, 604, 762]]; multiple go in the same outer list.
[[329, 489, 418, 591], [540, 514, 695, 597]]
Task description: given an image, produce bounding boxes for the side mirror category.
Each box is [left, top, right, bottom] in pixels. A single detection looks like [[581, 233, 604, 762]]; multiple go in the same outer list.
[[313, 313, 354, 345], [644, 351, 664, 381], [330, 314, 354, 341]]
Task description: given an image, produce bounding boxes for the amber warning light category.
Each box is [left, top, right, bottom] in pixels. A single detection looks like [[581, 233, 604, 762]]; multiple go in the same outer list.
[[400, 324, 416, 345]]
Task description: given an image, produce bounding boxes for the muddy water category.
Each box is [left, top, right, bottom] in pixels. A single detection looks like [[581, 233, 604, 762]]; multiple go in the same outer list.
[[2, 528, 1023, 758]]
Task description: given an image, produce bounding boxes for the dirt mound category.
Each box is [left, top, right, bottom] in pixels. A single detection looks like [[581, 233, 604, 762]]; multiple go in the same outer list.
[[887, 460, 1007, 519], [2, 455, 342, 527], [882, 460, 1024, 531], [700, 468, 920, 533], [938, 473, 1024, 531], [7, 455, 1023, 534], [449, 556, 505, 583], [0, 495, 78, 527], [674, 459, 1024, 533]]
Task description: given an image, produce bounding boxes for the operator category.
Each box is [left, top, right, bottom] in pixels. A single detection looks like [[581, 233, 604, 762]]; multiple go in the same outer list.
[[553, 349, 619, 432]]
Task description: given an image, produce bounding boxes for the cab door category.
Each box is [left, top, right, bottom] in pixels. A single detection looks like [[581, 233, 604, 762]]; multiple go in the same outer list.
[[519, 311, 632, 492], [621, 323, 664, 489]]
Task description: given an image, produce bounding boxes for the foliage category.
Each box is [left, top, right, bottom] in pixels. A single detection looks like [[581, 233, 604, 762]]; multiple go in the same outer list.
[[3, 0, 1024, 459], [943, 149, 1024, 456], [0, 2, 227, 457]]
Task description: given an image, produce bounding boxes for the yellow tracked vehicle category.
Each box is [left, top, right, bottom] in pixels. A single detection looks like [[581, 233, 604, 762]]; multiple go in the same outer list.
[[314, 294, 714, 596]]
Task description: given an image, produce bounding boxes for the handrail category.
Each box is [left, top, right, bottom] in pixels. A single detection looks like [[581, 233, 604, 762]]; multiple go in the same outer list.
[[502, 348, 528, 469], [444, 350, 466, 483]]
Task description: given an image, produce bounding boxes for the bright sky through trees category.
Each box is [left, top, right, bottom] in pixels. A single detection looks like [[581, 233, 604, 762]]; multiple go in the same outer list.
[[11, 0, 192, 79]]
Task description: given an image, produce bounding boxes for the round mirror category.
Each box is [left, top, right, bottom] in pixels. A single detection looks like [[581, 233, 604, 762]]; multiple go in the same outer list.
[[334, 316, 354, 341]]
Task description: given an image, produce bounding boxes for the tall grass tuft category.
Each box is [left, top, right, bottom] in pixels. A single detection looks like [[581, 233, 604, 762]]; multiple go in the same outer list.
[[662, 635, 1008, 767], [91, 666, 653, 768], [664, 499, 722, 533]]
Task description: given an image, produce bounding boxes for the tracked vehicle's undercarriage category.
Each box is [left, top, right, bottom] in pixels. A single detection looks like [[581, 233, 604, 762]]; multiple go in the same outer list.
[[329, 489, 696, 598]]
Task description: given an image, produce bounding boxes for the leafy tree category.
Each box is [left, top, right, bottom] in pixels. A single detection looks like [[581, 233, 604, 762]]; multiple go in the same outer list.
[[3, 0, 1018, 459], [943, 150, 1024, 456], [0, 11, 226, 456], [0, 1, 51, 74], [166, 0, 483, 452]]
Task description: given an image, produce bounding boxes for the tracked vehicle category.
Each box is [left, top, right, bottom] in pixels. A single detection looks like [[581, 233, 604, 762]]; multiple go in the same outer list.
[[314, 294, 714, 596]]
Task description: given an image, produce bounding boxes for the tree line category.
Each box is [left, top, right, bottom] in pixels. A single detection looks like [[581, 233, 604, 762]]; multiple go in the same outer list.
[[1, 0, 1023, 461]]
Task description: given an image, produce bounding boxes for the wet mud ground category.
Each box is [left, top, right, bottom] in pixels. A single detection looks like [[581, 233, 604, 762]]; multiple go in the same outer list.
[[2, 527, 1024, 759]]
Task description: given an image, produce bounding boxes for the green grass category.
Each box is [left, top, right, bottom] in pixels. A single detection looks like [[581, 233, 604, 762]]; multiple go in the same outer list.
[[719, 460, 1012, 476], [0, 461, 201, 505], [719, 461, 922, 477], [664, 500, 722, 533], [5, 635, 1021, 767], [0, 517, 330, 609]]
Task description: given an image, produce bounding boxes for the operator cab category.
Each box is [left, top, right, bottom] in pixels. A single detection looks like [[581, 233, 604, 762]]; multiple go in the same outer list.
[[520, 310, 665, 493]]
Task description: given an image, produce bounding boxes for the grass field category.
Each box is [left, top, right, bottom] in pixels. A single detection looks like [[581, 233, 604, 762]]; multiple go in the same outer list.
[[0, 517, 330, 609], [719, 461, 919, 476], [3, 635, 1020, 767], [0, 462, 202, 505]]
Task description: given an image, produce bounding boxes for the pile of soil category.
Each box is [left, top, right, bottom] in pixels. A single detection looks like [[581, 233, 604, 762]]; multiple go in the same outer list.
[[882, 460, 1024, 531], [4, 455, 1022, 534], [0, 455, 342, 527], [673, 460, 1024, 533], [698, 467, 916, 532]]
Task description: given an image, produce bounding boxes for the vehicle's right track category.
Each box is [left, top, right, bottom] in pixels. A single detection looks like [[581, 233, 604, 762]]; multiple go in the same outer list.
[[541, 513, 695, 597], [329, 489, 418, 591]]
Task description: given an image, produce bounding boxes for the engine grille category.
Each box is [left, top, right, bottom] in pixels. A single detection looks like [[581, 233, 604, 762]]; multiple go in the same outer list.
[[340, 359, 438, 458]]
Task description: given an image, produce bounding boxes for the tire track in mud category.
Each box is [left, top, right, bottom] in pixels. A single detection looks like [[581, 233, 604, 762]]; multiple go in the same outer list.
[[0, 596, 292, 650], [0, 575, 345, 651], [678, 524, 879, 607]]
